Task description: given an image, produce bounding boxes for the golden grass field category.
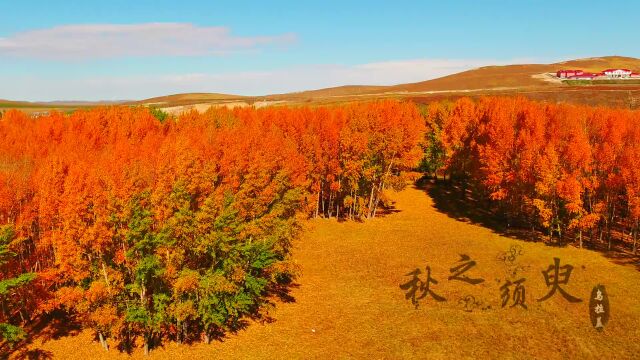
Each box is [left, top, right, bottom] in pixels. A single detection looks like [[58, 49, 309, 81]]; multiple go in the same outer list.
[[12, 183, 640, 359]]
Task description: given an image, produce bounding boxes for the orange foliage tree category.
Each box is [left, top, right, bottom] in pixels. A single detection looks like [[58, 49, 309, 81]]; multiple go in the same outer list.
[[422, 96, 640, 251], [0, 100, 425, 353]]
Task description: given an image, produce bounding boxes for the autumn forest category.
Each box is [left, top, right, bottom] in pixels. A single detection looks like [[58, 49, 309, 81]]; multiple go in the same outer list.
[[0, 101, 424, 354], [1, 97, 640, 354]]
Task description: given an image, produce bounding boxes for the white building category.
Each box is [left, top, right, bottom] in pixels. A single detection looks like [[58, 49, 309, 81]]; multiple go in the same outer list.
[[602, 69, 632, 78]]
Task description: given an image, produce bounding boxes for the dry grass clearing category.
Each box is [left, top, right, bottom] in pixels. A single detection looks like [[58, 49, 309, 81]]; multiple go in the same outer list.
[[11, 184, 640, 359]]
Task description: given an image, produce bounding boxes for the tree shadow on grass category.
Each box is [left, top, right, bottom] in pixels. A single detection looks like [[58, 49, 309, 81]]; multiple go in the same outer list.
[[332, 199, 401, 223], [375, 205, 402, 218], [28, 311, 83, 344], [2, 263, 302, 357], [202, 277, 300, 346], [601, 250, 640, 272], [0, 310, 82, 360], [7, 348, 53, 360], [417, 177, 640, 271], [270, 281, 300, 304], [417, 178, 544, 243]]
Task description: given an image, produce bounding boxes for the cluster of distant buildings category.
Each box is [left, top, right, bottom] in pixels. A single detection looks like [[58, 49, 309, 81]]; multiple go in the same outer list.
[[556, 68, 640, 80]]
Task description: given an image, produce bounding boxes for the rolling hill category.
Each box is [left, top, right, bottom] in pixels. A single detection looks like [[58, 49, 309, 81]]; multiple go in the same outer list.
[[2, 56, 640, 113], [380, 55, 640, 94], [263, 55, 640, 108], [141, 56, 640, 108], [266, 55, 640, 98], [134, 92, 246, 106], [267, 85, 389, 100]]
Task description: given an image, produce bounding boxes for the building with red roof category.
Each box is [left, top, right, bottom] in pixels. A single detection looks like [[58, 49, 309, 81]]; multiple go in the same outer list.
[[556, 68, 637, 80], [557, 70, 583, 78]]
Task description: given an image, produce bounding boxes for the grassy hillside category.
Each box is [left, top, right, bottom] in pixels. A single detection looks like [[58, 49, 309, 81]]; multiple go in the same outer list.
[[3, 56, 640, 113], [555, 55, 640, 73], [0, 100, 56, 109], [13, 183, 640, 359], [0, 100, 89, 115], [385, 64, 554, 92], [133, 56, 640, 110], [267, 85, 390, 100], [382, 56, 640, 93], [134, 92, 247, 106]]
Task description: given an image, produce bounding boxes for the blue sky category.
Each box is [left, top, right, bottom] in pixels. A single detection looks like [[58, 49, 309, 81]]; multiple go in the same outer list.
[[0, 0, 638, 101]]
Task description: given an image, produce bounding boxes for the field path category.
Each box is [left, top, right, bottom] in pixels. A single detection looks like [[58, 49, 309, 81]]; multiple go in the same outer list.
[[16, 185, 640, 359]]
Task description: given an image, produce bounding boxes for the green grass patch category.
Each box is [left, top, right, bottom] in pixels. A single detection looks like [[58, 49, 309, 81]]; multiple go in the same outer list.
[[564, 79, 640, 86]]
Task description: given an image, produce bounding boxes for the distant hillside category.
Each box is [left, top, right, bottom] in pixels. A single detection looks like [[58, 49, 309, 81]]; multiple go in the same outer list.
[[0, 99, 122, 114], [381, 56, 640, 94], [554, 56, 640, 73], [267, 85, 389, 100], [0, 100, 32, 108], [3, 56, 640, 113], [261, 56, 640, 101], [384, 64, 553, 93], [134, 92, 247, 106]]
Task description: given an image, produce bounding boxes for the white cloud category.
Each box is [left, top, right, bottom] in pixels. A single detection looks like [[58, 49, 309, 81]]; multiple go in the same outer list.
[[0, 23, 296, 60], [2, 58, 535, 101]]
